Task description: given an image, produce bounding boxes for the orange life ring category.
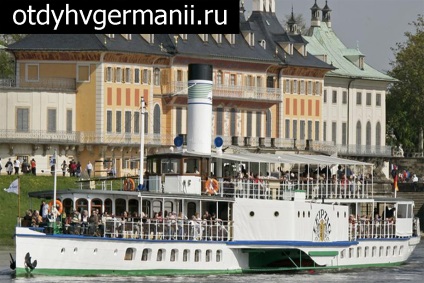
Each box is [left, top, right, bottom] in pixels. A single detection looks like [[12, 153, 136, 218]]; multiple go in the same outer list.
[[48, 200, 63, 215], [123, 178, 135, 191], [205, 179, 219, 195]]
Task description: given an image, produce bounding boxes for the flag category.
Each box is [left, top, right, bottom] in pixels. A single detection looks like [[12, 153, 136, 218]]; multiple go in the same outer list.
[[4, 179, 19, 195]]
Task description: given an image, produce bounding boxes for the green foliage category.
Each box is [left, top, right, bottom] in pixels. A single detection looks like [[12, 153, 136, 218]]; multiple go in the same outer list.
[[0, 175, 122, 247], [387, 15, 424, 151], [0, 34, 27, 78]]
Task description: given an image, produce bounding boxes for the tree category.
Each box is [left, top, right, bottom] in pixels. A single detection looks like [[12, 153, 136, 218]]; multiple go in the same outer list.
[[0, 34, 27, 78], [386, 15, 424, 151]]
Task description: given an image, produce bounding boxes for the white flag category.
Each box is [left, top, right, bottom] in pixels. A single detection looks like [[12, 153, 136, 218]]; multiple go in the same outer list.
[[4, 179, 19, 195]]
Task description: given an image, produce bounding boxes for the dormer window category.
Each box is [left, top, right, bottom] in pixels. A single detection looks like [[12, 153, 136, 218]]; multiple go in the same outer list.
[[225, 34, 236, 45], [259, 40, 266, 49], [179, 34, 188, 41], [105, 34, 115, 39], [121, 34, 132, 40], [140, 34, 154, 44], [359, 57, 364, 70], [212, 34, 222, 44], [246, 32, 255, 46], [199, 34, 208, 42]]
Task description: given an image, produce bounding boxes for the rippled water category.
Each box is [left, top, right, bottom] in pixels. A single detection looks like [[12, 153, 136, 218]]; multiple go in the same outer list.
[[1, 240, 423, 283]]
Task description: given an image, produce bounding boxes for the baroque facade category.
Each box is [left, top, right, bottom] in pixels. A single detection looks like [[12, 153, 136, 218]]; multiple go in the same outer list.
[[0, 0, 391, 177]]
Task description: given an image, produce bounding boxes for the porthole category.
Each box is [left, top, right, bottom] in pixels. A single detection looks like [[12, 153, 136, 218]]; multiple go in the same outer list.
[[61, 248, 65, 254], [94, 248, 98, 254], [250, 211, 255, 217], [73, 247, 78, 254], [274, 211, 279, 217], [114, 249, 118, 255]]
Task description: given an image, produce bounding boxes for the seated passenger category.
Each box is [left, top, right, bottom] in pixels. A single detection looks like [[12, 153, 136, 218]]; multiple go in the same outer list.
[[31, 210, 43, 227]]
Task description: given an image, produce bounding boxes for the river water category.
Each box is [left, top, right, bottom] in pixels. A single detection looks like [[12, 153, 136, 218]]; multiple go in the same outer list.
[[1, 240, 424, 283]]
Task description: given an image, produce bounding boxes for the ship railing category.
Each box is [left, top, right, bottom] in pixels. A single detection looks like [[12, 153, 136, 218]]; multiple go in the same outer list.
[[102, 218, 233, 241], [348, 220, 400, 240], [221, 178, 372, 200]]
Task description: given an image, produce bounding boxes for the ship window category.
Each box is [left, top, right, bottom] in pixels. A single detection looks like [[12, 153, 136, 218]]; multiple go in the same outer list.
[[298, 211, 300, 218], [124, 248, 135, 260], [364, 246, 369, 258], [386, 246, 390, 257], [141, 248, 150, 261], [74, 247, 78, 254], [162, 158, 181, 174], [357, 247, 362, 258], [195, 249, 201, 262], [94, 248, 97, 254], [303, 211, 305, 218], [274, 211, 279, 217], [349, 248, 353, 258], [399, 246, 403, 255], [337, 212, 339, 218], [183, 249, 189, 261], [393, 246, 397, 256], [372, 246, 377, 257], [249, 211, 254, 217], [379, 246, 384, 257], [308, 211, 310, 218], [206, 250, 212, 262], [157, 249, 165, 261], [216, 250, 222, 262], [170, 249, 178, 262], [61, 248, 65, 254], [340, 249, 345, 259]]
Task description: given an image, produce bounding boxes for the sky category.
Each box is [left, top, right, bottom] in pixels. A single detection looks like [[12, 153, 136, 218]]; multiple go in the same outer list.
[[243, 0, 424, 73]]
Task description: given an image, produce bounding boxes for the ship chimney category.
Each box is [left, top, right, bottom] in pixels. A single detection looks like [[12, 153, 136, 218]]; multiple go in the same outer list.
[[187, 64, 213, 154]]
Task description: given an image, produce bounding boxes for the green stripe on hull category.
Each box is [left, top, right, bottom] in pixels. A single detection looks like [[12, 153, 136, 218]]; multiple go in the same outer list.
[[15, 261, 405, 277], [15, 268, 242, 277]]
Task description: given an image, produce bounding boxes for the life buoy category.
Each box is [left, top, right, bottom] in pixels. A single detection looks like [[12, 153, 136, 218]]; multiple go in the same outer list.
[[123, 178, 135, 191], [48, 200, 63, 215], [205, 179, 219, 195]]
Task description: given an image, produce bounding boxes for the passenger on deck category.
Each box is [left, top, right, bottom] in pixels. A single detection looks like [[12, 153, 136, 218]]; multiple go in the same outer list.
[[88, 210, 99, 236], [31, 210, 43, 227], [80, 210, 89, 234]]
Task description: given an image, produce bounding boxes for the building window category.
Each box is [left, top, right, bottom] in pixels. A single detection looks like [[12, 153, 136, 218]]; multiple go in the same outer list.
[[230, 108, 236, 136], [125, 68, 132, 83], [256, 111, 262, 137], [366, 93, 372, 106], [266, 76, 274, 88], [376, 93, 381, 106], [77, 65, 90, 82], [285, 79, 290, 94], [307, 81, 312, 95], [356, 121, 362, 145], [293, 120, 298, 139], [116, 67, 123, 83], [142, 69, 149, 84], [300, 120, 305, 140], [332, 122, 337, 144], [342, 122, 347, 145], [216, 108, 223, 136], [153, 104, 161, 134], [266, 109, 271, 138], [107, 110, 112, 133], [307, 121, 312, 140], [105, 66, 113, 82], [116, 110, 121, 133], [217, 71, 223, 85], [300, 80, 305, 94], [293, 80, 298, 94], [17, 108, 29, 132], [66, 109, 72, 133], [154, 68, 160, 85], [323, 89, 327, 103], [134, 68, 140, 84], [134, 112, 139, 134], [246, 111, 252, 137], [285, 119, 290, 139], [332, 90, 337, 104], [315, 121, 319, 141], [315, 82, 321, 95], [342, 91, 347, 104], [125, 111, 132, 133], [366, 121, 371, 145], [25, 64, 39, 82], [323, 121, 326, 142], [376, 122, 381, 146], [356, 92, 362, 105], [47, 109, 57, 133], [230, 74, 236, 86]]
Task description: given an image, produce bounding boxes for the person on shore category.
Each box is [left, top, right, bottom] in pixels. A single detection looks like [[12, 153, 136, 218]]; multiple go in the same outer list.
[[61, 161, 68, 177], [5, 158, 13, 175], [0, 158, 2, 175], [14, 159, 20, 175], [86, 161, 93, 178], [30, 158, 37, 175]]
